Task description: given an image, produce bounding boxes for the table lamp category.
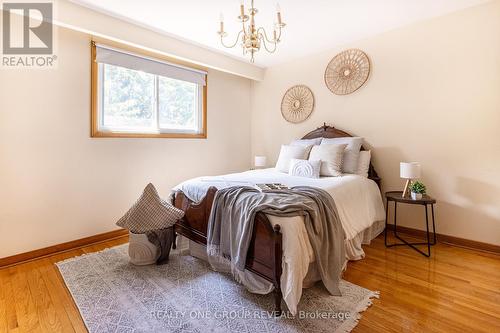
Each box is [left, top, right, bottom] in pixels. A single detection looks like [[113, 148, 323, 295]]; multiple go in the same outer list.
[[400, 162, 421, 198], [254, 155, 267, 169]]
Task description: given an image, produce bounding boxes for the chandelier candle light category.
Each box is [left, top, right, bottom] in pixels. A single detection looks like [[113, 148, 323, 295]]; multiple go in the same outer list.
[[217, 0, 286, 63]]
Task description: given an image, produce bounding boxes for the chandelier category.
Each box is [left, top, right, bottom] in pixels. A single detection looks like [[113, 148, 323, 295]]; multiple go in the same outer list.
[[217, 0, 286, 63]]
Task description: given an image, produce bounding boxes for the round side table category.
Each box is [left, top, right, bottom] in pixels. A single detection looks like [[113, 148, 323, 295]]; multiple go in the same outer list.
[[384, 191, 437, 257]]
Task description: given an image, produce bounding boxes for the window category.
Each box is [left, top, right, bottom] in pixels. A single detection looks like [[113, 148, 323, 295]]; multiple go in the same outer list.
[[91, 42, 207, 138]]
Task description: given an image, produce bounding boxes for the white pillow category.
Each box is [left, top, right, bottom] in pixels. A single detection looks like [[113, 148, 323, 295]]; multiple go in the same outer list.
[[356, 150, 371, 178], [309, 144, 347, 177], [275, 145, 312, 173], [290, 138, 322, 146], [288, 159, 321, 178], [321, 137, 363, 174]]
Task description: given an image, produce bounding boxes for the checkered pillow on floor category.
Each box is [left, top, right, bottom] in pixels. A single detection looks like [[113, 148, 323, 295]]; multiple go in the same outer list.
[[116, 183, 184, 233]]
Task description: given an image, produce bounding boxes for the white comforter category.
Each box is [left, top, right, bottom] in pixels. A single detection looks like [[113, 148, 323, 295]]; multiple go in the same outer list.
[[173, 168, 385, 314]]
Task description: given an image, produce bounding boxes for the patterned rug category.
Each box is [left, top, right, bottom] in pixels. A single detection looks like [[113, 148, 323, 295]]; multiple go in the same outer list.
[[56, 245, 378, 333]]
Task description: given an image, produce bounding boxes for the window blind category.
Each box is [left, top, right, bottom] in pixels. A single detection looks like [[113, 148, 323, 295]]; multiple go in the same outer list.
[[95, 44, 207, 86]]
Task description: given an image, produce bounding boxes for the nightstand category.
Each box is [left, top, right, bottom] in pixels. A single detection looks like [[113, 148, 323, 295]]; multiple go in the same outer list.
[[384, 191, 437, 257]]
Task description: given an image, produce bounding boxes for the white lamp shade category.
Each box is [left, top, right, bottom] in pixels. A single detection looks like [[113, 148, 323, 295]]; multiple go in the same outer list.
[[400, 162, 421, 179], [254, 155, 267, 167]]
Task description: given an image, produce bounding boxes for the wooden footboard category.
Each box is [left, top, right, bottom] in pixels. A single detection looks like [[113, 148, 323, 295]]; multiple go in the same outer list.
[[173, 187, 283, 314]]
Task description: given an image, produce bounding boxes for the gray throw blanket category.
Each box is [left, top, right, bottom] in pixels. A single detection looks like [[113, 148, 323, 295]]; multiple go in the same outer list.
[[207, 186, 345, 296], [146, 227, 174, 264]]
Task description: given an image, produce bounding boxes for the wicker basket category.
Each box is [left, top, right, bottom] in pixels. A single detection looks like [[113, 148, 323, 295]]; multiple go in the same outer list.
[[128, 231, 160, 265]]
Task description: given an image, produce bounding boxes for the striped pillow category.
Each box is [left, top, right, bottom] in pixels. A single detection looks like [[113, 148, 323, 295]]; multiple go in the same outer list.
[[289, 159, 321, 178], [116, 183, 184, 233]]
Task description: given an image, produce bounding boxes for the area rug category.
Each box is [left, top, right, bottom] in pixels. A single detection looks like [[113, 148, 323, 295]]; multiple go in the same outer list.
[[56, 245, 378, 333]]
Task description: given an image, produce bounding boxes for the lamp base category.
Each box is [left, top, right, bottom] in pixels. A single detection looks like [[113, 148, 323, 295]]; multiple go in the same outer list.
[[402, 179, 412, 198]]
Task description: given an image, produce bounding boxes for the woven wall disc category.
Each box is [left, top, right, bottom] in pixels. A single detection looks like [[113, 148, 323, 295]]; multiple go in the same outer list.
[[281, 85, 315, 123], [324, 49, 370, 95]]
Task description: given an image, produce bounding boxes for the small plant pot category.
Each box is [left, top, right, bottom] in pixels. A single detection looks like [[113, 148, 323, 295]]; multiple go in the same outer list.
[[411, 192, 423, 200]]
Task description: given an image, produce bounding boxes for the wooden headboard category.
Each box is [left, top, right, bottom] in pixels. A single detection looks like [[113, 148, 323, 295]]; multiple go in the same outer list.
[[302, 123, 381, 188]]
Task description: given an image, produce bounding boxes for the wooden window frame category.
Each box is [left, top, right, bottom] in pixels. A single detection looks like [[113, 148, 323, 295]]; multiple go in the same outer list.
[[91, 41, 207, 139]]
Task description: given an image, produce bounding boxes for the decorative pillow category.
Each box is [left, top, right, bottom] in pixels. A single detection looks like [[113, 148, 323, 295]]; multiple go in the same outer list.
[[309, 144, 347, 177], [275, 145, 312, 173], [290, 138, 322, 146], [288, 159, 321, 178], [116, 183, 184, 233], [356, 150, 371, 178], [321, 137, 363, 174]]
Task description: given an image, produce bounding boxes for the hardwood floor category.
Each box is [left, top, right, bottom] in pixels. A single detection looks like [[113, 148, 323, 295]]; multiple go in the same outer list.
[[0, 234, 498, 333]]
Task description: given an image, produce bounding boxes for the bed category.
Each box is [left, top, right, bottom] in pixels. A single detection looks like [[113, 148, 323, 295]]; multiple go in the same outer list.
[[172, 124, 385, 314]]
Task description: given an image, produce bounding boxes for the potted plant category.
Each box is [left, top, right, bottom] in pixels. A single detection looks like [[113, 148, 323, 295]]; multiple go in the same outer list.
[[409, 181, 426, 200]]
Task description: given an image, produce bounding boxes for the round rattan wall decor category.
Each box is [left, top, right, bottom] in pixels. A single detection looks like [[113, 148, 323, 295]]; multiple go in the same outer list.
[[324, 49, 370, 95], [281, 85, 315, 123]]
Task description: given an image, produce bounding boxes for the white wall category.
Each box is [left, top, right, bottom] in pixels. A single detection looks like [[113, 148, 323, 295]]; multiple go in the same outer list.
[[251, 1, 500, 245], [0, 27, 252, 257]]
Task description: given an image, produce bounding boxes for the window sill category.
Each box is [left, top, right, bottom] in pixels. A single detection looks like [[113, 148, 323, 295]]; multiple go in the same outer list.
[[91, 130, 207, 139]]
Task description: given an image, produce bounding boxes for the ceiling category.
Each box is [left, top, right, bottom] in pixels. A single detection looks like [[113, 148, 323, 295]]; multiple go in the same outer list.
[[70, 0, 489, 67]]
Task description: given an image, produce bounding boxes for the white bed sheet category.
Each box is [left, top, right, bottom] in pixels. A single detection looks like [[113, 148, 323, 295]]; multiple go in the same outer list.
[[173, 168, 385, 314]]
